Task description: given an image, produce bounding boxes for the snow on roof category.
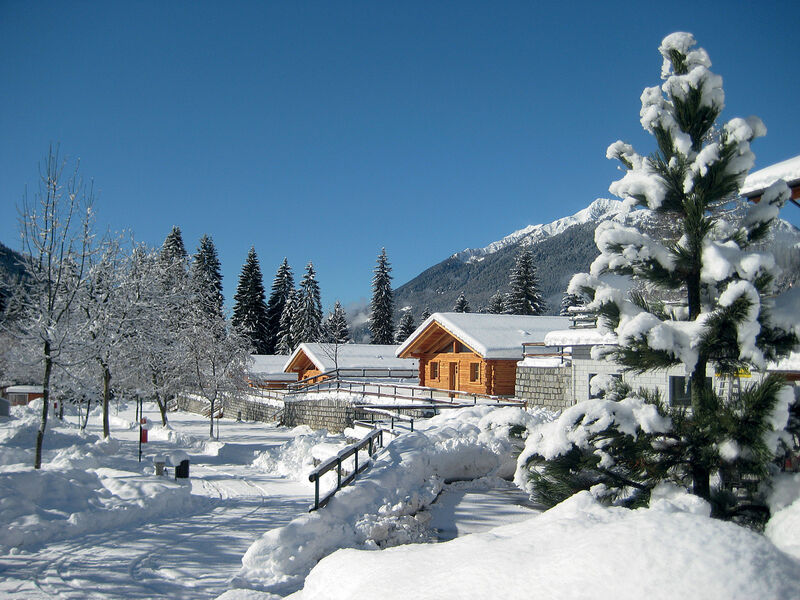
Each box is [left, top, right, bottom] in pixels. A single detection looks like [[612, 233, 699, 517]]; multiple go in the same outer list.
[[544, 328, 618, 347], [248, 355, 297, 380], [741, 155, 800, 197], [397, 313, 572, 360], [286, 343, 418, 373], [4, 385, 44, 394]]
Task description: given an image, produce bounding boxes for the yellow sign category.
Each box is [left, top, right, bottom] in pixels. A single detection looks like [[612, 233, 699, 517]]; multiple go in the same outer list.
[[715, 368, 751, 378]]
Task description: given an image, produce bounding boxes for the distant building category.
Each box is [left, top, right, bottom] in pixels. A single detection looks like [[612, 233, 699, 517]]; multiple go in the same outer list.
[[740, 154, 800, 209], [1, 385, 44, 406], [247, 355, 298, 389], [285, 343, 418, 385]]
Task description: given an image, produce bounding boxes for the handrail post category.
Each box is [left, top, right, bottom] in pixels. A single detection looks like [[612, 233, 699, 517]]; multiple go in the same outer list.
[[315, 477, 319, 510], [354, 447, 359, 474], [337, 458, 342, 490]]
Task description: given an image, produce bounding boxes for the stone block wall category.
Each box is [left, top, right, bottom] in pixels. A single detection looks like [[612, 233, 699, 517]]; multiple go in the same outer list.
[[226, 395, 283, 422], [515, 366, 572, 410], [175, 394, 208, 414], [283, 397, 361, 432]]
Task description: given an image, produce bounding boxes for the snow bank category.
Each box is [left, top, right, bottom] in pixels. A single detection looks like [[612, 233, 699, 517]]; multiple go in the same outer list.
[[0, 403, 201, 553], [231, 406, 548, 596], [252, 426, 346, 479], [765, 472, 800, 560], [297, 490, 800, 600]]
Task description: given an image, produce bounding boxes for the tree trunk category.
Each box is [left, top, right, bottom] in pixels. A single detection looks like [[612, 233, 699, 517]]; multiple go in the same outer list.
[[82, 395, 91, 430], [209, 396, 215, 438], [102, 364, 112, 439], [35, 342, 52, 470], [156, 393, 168, 426]]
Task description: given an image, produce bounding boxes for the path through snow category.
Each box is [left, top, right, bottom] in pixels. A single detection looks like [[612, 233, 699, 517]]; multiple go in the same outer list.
[[0, 407, 312, 599]]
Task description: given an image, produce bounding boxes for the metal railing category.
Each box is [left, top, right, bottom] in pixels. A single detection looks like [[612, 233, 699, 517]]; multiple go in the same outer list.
[[288, 377, 520, 407], [289, 367, 418, 392], [521, 342, 571, 363], [308, 427, 385, 511]]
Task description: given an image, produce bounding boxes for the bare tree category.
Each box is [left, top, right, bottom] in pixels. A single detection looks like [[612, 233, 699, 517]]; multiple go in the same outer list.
[[9, 147, 95, 469]]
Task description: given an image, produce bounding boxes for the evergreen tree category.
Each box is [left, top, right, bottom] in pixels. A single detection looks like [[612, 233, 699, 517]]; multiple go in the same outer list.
[[324, 300, 350, 344], [370, 248, 395, 344], [487, 290, 506, 314], [559, 292, 584, 317], [160, 226, 188, 263], [395, 311, 416, 343], [420, 307, 432, 322], [519, 32, 799, 524], [276, 289, 297, 355], [190, 234, 224, 320], [264, 259, 294, 354], [504, 247, 546, 315], [232, 247, 269, 353], [453, 292, 470, 313], [292, 261, 323, 344]]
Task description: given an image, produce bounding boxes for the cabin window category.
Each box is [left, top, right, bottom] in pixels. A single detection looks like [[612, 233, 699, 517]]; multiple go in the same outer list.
[[469, 363, 480, 382], [455, 342, 469, 353], [430, 362, 439, 379], [669, 376, 712, 407]]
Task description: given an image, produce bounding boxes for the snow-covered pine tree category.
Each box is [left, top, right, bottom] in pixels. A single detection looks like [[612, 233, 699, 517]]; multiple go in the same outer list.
[[370, 248, 395, 344], [559, 292, 584, 317], [453, 292, 470, 313], [264, 259, 294, 354], [420, 308, 432, 322], [275, 289, 297, 355], [324, 300, 350, 344], [291, 262, 323, 345], [232, 247, 269, 353], [519, 32, 800, 522], [190, 234, 224, 320], [487, 291, 505, 314], [395, 311, 416, 343], [504, 247, 546, 315], [161, 226, 188, 263]]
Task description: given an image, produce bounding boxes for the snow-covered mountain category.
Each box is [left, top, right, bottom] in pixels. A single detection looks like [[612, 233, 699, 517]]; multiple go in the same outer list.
[[392, 198, 800, 321], [451, 198, 625, 264]]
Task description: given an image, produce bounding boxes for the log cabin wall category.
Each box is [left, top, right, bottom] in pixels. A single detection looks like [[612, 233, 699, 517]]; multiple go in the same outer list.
[[416, 352, 516, 395]]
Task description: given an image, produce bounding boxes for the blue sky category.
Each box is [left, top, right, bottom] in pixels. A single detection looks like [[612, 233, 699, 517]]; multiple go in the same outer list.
[[2, 1, 798, 311]]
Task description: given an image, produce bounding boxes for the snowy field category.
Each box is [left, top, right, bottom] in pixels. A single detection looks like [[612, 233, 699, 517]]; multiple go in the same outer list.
[[0, 402, 328, 599]]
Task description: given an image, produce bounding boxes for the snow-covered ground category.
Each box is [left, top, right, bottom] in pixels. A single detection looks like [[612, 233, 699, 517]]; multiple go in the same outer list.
[[0, 402, 326, 599], [4, 400, 800, 600]]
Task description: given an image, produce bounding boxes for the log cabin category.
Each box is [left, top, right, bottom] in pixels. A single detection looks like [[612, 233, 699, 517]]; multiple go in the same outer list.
[[396, 313, 571, 396], [284, 343, 418, 385]]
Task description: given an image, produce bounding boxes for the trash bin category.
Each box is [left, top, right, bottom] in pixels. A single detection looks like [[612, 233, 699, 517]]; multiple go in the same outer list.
[[175, 459, 190, 479]]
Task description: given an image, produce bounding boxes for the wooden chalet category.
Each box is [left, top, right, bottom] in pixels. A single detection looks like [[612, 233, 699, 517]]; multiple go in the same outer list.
[[284, 343, 418, 385], [396, 313, 570, 396], [247, 355, 299, 389]]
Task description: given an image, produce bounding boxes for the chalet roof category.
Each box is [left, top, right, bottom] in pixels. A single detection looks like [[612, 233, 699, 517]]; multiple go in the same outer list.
[[284, 343, 418, 373], [247, 355, 298, 381], [397, 313, 571, 360], [740, 155, 800, 197]]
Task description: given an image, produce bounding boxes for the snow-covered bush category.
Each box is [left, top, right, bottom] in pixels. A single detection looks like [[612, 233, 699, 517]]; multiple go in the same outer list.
[[518, 32, 799, 524]]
